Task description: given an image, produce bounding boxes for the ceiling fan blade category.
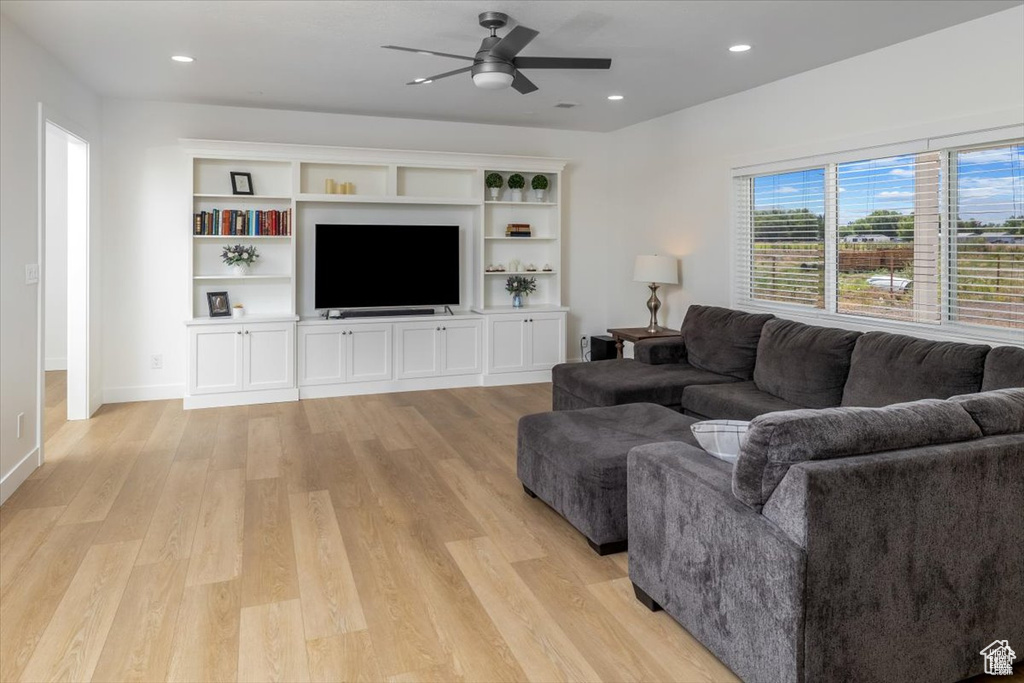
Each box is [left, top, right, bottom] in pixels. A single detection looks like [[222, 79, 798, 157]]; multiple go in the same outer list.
[[405, 66, 473, 85], [514, 57, 612, 70], [489, 25, 539, 61], [511, 71, 539, 95], [381, 45, 475, 62]]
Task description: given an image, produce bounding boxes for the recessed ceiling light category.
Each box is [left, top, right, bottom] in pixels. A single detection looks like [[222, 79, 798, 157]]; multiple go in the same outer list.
[[607, 94, 624, 101], [422, 80, 433, 84], [171, 55, 195, 63], [729, 44, 752, 53], [414, 78, 426, 83]]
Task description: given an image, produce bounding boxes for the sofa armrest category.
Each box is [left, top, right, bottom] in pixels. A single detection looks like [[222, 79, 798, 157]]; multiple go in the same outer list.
[[627, 443, 805, 683], [762, 434, 1024, 682], [634, 337, 686, 365]]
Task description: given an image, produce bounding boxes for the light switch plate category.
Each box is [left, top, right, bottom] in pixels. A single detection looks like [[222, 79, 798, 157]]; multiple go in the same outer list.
[[25, 264, 39, 285]]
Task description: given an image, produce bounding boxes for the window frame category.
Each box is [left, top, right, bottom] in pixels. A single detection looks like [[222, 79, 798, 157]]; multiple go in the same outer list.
[[731, 127, 1024, 345]]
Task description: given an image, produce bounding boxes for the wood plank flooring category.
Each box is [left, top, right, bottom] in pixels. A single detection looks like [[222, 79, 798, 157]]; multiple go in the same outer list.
[[1, 376, 742, 682]]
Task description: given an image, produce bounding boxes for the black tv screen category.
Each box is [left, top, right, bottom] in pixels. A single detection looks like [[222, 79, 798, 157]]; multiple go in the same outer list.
[[314, 224, 460, 309]]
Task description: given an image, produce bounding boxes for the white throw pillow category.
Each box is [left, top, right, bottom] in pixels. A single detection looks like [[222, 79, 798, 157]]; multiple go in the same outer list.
[[690, 420, 750, 464]]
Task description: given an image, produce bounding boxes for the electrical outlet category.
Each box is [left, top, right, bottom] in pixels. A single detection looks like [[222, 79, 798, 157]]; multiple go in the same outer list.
[[17, 412, 24, 439], [580, 336, 589, 348], [151, 354, 163, 370], [25, 264, 39, 285]]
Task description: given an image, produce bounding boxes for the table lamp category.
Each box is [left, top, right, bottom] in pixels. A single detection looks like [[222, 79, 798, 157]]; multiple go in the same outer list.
[[633, 255, 679, 333]]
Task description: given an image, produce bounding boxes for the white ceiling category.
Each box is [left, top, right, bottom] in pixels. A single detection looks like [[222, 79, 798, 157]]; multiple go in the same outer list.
[[3, 0, 1019, 132]]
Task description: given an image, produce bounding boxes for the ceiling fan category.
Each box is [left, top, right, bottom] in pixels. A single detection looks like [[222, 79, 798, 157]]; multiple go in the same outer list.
[[382, 11, 612, 94]]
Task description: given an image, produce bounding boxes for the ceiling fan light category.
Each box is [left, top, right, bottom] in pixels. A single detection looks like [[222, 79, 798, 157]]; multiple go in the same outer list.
[[472, 71, 514, 90]]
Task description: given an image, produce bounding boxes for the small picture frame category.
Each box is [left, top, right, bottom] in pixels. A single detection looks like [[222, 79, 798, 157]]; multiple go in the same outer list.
[[207, 291, 231, 317], [230, 171, 254, 196]]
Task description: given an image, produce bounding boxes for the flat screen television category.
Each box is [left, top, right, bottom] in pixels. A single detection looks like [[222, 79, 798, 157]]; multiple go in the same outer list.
[[314, 224, 460, 309]]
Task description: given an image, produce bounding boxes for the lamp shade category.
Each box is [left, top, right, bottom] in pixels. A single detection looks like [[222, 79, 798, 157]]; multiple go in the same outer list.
[[633, 255, 679, 285]]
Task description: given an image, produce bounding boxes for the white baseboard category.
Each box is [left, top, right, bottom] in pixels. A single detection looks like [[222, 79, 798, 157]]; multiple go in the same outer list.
[[45, 357, 67, 371], [184, 388, 298, 410], [481, 370, 553, 386], [0, 447, 40, 505], [104, 383, 185, 404]]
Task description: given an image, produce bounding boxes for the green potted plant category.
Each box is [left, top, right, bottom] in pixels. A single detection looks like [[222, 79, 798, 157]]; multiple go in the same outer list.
[[507, 173, 526, 202], [485, 172, 504, 201], [221, 244, 260, 276], [531, 174, 549, 201], [505, 274, 537, 308]]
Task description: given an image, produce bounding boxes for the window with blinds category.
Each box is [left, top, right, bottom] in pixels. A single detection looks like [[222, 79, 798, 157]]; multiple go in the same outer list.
[[836, 152, 941, 323], [739, 169, 826, 308], [950, 143, 1024, 329], [734, 134, 1024, 334]]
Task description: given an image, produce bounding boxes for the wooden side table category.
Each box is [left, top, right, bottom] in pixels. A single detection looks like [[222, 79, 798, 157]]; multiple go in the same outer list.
[[606, 327, 680, 358]]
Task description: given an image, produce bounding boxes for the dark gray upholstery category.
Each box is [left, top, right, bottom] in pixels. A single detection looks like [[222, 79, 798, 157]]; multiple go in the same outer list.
[[732, 399, 982, 511], [634, 336, 687, 365], [517, 403, 699, 546], [761, 435, 1024, 683], [628, 443, 805, 683], [949, 388, 1024, 436], [753, 319, 861, 408], [982, 345, 1024, 390], [681, 381, 801, 421], [841, 331, 989, 407], [550, 359, 738, 411], [681, 305, 774, 380]]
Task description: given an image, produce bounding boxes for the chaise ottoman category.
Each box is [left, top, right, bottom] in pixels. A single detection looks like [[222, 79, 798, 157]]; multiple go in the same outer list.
[[516, 402, 703, 554]]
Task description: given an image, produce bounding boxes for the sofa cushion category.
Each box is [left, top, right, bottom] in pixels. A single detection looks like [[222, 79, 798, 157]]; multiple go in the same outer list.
[[551, 359, 739, 409], [681, 305, 774, 380], [682, 381, 802, 421], [732, 399, 983, 510], [634, 336, 687, 365], [949, 388, 1024, 436], [841, 331, 989, 407], [981, 345, 1024, 391], [753, 319, 861, 408]]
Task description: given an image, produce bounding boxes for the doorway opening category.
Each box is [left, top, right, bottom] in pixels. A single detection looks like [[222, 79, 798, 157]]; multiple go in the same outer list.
[[43, 121, 90, 433]]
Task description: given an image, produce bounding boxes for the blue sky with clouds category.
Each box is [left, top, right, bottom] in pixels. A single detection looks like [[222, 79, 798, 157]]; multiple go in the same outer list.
[[753, 143, 1023, 228]]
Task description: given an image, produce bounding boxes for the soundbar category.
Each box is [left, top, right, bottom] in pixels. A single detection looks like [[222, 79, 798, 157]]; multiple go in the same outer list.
[[326, 307, 435, 319]]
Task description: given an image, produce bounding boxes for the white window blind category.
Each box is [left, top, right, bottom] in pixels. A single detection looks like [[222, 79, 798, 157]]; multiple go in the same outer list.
[[949, 143, 1024, 329], [836, 152, 941, 323], [736, 169, 826, 308]]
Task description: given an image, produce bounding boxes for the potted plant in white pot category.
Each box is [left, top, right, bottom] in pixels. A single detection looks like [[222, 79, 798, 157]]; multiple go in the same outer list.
[[485, 172, 503, 200], [505, 274, 537, 308], [232, 303, 245, 318], [531, 174, 549, 201], [507, 173, 525, 202], [222, 243, 259, 276]]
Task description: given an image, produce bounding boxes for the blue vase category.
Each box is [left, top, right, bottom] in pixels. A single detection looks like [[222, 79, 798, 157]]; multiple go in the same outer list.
[[512, 293, 523, 308]]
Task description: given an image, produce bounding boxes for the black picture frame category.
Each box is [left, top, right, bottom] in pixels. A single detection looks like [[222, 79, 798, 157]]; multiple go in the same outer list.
[[207, 291, 231, 317], [230, 171, 254, 195]]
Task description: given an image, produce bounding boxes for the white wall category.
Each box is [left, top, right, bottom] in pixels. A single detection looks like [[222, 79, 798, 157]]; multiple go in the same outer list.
[[100, 101, 612, 401], [44, 124, 68, 371], [0, 15, 101, 501], [606, 6, 1024, 340]]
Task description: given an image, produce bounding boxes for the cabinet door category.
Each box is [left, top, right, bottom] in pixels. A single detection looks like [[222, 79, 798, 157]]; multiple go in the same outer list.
[[395, 322, 440, 379], [441, 320, 482, 376], [527, 313, 565, 371], [298, 325, 346, 386], [487, 316, 528, 374], [347, 324, 393, 383], [189, 325, 243, 395], [243, 322, 295, 391]]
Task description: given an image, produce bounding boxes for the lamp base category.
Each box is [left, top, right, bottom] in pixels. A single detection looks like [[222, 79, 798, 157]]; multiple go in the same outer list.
[[644, 284, 662, 333]]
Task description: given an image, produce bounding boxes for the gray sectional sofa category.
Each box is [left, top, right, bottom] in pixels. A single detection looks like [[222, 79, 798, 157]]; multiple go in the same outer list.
[[520, 305, 1024, 682]]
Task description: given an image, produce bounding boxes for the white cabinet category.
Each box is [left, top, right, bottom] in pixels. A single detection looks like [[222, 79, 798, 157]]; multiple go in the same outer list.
[[189, 321, 295, 396], [298, 322, 392, 386], [486, 312, 565, 374], [395, 319, 482, 379]]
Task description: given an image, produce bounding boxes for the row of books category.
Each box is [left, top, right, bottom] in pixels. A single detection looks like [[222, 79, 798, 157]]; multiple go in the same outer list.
[[193, 209, 292, 236], [506, 222, 532, 237]]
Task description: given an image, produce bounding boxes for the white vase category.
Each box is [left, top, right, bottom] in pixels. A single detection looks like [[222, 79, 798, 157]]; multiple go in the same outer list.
[[511, 189, 522, 202], [534, 189, 545, 201], [489, 187, 500, 200], [233, 264, 247, 277], [232, 308, 245, 318]]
